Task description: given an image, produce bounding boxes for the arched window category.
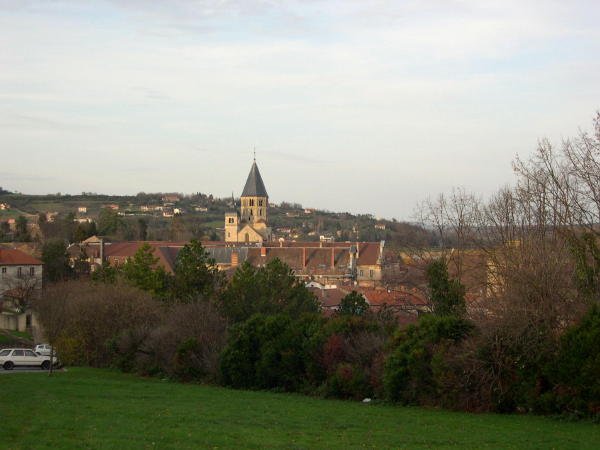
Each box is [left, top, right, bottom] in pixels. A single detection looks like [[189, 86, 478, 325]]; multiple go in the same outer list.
[[245, 233, 250, 243]]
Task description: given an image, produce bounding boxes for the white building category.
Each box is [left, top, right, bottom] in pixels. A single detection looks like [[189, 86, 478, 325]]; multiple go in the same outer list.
[[0, 248, 43, 332]]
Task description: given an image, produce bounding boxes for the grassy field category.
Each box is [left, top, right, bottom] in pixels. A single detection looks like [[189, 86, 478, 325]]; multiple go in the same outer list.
[[2, 368, 598, 449]]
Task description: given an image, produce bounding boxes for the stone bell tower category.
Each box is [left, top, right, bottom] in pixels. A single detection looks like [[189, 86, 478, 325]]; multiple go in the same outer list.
[[224, 158, 272, 243]]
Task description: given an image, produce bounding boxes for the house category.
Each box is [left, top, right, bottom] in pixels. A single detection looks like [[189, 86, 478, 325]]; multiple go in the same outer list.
[[374, 223, 386, 230], [162, 194, 181, 203], [103, 204, 119, 211], [0, 203, 10, 210], [66, 235, 109, 271], [78, 206, 87, 214], [0, 248, 43, 332]]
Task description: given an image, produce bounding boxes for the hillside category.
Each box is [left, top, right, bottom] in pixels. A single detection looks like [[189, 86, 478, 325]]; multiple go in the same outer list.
[[3, 368, 599, 449], [0, 191, 434, 249]]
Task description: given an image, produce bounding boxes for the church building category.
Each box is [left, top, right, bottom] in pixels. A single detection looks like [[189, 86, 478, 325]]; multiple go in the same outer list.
[[225, 160, 272, 243]]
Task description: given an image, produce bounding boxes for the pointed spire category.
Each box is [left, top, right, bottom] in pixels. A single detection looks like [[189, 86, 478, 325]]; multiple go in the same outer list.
[[241, 160, 268, 197]]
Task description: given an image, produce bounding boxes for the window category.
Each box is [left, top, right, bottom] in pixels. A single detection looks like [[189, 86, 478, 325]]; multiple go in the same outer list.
[[369, 269, 374, 278], [0, 350, 10, 357], [30, 267, 35, 276], [13, 350, 24, 357], [228, 217, 234, 224], [227, 232, 230, 238], [259, 209, 262, 216], [25, 350, 36, 357], [17, 267, 22, 277], [359, 270, 364, 277], [259, 200, 263, 206], [1, 267, 5, 274], [250, 199, 255, 206]]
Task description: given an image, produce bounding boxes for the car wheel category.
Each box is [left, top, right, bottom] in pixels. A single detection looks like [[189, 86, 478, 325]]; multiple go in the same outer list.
[[3, 361, 14, 370], [41, 360, 50, 370]]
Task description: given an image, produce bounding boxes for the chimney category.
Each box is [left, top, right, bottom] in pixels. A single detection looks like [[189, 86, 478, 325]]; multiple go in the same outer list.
[[331, 247, 335, 269], [231, 250, 239, 267], [260, 246, 267, 257]]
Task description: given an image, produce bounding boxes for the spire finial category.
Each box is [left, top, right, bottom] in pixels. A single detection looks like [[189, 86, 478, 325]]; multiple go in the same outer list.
[[253, 146, 256, 162]]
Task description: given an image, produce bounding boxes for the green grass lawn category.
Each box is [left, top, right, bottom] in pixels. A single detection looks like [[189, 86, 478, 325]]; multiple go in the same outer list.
[[2, 368, 598, 449]]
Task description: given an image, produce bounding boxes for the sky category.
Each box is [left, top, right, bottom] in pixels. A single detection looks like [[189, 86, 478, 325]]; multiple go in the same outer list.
[[1, 0, 599, 220]]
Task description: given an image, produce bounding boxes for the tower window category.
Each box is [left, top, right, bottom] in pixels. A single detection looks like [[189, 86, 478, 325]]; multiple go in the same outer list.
[[259, 200, 263, 206], [250, 199, 255, 206], [259, 209, 262, 216]]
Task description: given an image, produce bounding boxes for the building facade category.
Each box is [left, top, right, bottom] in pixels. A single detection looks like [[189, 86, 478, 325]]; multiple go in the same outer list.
[[0, 248, 43, 332]]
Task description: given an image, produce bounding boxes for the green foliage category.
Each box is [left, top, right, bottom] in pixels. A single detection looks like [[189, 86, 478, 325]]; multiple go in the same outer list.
[[220, 259, 320, 323], [172, 239, 223, 302], [97, 208, 122, 235], [426, 258, 466, 317], [15, 215, 30, 241], [91, 262, 119, 283], [73, 221, 97, 243], [220, 313, 322, 391], [384, 314, 474, 404], [137, 218, 148, 240], [41, 239, 71, 282], [338, 291, 370, 316], [121, 243, 170, 298], [543, 305, 600, 416]]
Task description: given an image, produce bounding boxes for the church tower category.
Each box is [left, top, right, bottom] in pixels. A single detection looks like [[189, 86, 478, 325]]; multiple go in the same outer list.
[[240, 159, 268, 225], [224, 159, 272, 243]]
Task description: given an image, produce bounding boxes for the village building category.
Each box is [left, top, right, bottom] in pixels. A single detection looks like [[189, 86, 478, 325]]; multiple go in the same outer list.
[[0, 247, 43, 332]]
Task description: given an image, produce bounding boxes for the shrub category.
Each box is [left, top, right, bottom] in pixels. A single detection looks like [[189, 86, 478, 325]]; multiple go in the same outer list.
[[131, 302, 228, 382], [384, 314, 474, 404], [220, 313, 323, 391], [542, 305, 600, 416]]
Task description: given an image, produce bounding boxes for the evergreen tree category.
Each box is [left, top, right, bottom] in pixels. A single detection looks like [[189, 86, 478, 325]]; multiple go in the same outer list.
[[121, 243, 170, 298], [172, 239, 223, 302], [426, 258, 466, 317], [220, 259, 320, 323], [338, 291, 369, 316], [41, 239, 70, 282]]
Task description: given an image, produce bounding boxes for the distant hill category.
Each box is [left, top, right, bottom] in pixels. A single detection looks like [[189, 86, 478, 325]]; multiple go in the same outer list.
[[0, 191, 434, 249]]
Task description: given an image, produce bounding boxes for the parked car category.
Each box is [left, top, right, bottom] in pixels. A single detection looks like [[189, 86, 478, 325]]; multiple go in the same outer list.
[[0, 348, 57, 370], [34, 344, 54, 356]]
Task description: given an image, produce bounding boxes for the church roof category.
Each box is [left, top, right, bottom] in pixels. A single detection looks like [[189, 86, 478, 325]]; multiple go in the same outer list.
[[241, 161, 268, 197]]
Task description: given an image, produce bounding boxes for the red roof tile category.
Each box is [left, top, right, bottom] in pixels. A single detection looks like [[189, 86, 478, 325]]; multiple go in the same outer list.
[[0, 248, 43, 265]]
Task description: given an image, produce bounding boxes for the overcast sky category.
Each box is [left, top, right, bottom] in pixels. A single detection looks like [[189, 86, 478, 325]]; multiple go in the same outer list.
[[1, 1, 599, 219]]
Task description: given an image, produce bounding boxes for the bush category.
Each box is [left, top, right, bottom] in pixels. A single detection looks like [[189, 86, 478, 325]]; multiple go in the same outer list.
[[220, 313, 323, 391], [542, 305, 600, 416], [129, 302, 228, 382], [317, 314, 391, 400], [384, 314, 474, 404], [38, 281, 161, 368]]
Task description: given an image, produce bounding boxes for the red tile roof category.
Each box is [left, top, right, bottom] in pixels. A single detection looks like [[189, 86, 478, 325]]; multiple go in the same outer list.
[[101, 241, 384, 276], [0, 248, 43, 265]]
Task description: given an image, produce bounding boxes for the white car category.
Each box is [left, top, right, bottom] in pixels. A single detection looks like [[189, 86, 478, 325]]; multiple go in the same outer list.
[[0, 348, 57, 370], [34, 344, 54, 356]]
